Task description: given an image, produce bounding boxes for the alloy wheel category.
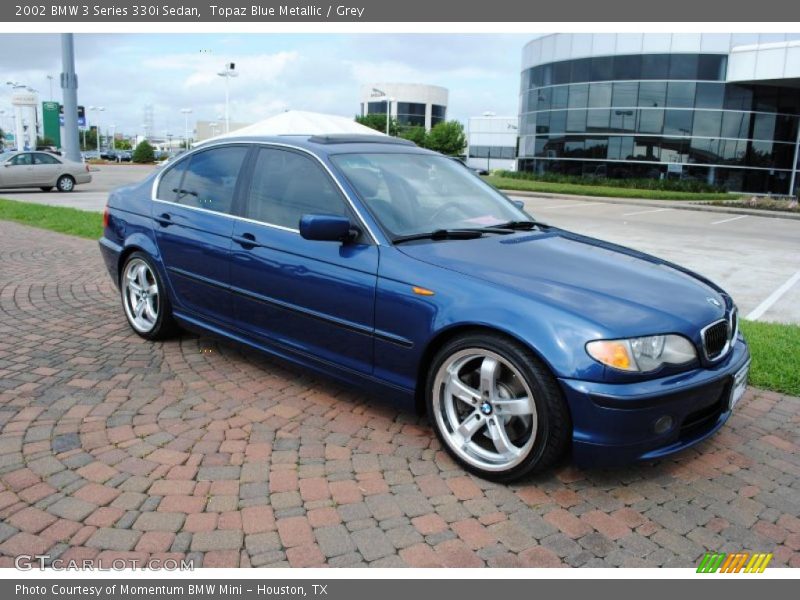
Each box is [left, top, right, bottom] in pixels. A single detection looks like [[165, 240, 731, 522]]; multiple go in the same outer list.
[[122, 258, 160, 333], [432, 348, 538, 472]]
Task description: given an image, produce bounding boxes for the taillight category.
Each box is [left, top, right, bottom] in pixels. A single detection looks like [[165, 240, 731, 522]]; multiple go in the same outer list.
[[102, 206, 110, 228], [85, 163, 90, 172]]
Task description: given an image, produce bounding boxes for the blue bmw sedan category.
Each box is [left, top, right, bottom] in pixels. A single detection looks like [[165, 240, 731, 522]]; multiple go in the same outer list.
[[99, 134, 750, 481]]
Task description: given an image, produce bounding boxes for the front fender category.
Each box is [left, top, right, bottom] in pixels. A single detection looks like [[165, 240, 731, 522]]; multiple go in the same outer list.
[[373, 247, 605, 393]]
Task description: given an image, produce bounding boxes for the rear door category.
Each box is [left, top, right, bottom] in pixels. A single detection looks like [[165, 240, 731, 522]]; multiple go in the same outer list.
[[152, 144, 249, 326], [32, 152, 62, 185], [229, 146, 379, 375]]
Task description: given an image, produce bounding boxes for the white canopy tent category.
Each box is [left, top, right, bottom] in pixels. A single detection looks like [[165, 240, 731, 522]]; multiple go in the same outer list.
[[202, 110, 384, 143]]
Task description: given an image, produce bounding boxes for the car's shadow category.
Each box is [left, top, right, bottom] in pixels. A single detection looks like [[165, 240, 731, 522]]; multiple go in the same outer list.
[[157, 330, 708, 490]]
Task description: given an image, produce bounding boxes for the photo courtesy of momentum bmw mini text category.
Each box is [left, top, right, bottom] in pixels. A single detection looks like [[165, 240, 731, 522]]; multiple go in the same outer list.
[[0, 0, 797, 597]]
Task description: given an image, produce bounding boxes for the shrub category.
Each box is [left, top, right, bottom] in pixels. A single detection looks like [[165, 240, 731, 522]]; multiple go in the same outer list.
[[493, 170, 725, 193], [132, 140, 155, 163]]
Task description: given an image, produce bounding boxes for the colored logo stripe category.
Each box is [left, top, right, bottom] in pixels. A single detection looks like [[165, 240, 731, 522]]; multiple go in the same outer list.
[[696, 552, 772, 573], [744, 553, 773, 573]]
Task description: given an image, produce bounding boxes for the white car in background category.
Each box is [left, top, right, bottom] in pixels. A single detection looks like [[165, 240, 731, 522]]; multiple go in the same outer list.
[[0, 151, 92, 192]]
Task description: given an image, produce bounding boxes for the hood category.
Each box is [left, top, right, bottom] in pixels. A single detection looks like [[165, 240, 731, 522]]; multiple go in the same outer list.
[[398, 229, 728, 338]]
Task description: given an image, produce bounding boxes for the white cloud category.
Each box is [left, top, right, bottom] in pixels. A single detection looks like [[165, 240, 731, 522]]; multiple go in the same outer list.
[[0, 33, 529, 136]]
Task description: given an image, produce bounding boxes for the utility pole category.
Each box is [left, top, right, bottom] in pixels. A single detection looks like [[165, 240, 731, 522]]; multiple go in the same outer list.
[[60, 34, 81, 163]]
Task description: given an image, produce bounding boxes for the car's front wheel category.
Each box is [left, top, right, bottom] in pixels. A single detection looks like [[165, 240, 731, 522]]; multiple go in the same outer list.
[[56, 175, 75, 192], [120, 252, 177, 340], [427, 332, 570, 482]]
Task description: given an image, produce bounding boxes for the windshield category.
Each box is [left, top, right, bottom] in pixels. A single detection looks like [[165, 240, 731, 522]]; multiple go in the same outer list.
[[331, 152, 529, 239]]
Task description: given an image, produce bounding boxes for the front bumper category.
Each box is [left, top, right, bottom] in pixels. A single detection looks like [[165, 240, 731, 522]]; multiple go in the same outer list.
[[560, 337, 750, 468]]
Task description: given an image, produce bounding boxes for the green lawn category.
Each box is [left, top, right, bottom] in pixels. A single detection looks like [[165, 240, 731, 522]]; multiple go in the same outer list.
[[0, 197, 102, 240], [484, 175, 736, 201], [740, 320, 800, 397]]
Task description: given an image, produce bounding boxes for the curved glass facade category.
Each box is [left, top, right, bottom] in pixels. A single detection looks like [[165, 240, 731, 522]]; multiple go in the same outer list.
[[519, 53, 800, 194]]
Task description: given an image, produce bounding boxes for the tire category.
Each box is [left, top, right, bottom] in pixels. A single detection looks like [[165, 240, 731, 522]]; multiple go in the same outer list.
[[120, 252, 177, 340], [426, 332, 571, 482], [56, 175, 75, 192], [40, 186, 53, 192]]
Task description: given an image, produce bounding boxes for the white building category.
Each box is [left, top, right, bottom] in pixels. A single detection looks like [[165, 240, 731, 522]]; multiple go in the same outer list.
[[360, 83, 448, 131], [467, 115, 518, 172]]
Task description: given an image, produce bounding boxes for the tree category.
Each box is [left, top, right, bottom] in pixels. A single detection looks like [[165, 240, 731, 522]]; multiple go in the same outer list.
[[425, 121, 467, 156], [355, 114, 398, 137], [80, 128, 98, 151], [132, 140, 155, 163], [399, 126, 427, 147], [115, 138, 133, 150], [37, 136, 56, 148]]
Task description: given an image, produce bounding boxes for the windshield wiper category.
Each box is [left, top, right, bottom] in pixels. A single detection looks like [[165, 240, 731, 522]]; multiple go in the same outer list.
[[492, 220, 550, 230], [392, 228, 509, 244]]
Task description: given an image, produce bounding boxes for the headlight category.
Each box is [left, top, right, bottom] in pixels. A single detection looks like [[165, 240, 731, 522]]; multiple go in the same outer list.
[[586, 334, 697, 372]]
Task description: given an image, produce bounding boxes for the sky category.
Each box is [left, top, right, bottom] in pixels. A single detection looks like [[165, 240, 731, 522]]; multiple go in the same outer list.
[[0, 33, 535, 138]]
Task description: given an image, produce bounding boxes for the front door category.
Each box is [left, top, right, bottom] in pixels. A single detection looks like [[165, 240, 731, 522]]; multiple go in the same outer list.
[[0, 153, 35, 187], [230, 146, 378, 375]]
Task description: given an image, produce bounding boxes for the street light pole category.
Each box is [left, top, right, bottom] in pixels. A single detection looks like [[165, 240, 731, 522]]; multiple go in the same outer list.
[[180, 108, 192, 150], [217, 63, 237, 133], [89, 106, 104, 154]]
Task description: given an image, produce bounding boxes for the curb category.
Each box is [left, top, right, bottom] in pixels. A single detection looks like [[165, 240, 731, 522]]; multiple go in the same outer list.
[[503, 189, 800, 221]]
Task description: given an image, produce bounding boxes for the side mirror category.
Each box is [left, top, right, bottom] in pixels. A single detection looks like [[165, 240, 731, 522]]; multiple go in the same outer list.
[[299, 214, 359, 243], [511, 199, 525, 210]]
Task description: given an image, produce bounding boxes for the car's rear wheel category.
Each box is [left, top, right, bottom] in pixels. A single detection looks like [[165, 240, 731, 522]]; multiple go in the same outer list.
[[427, 333, 570, 482], [56, 175, 75, 192], [120, 252, 177, 340]]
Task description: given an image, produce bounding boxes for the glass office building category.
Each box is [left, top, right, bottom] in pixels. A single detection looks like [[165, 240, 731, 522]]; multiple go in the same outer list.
[[519, 34, 800, 194]]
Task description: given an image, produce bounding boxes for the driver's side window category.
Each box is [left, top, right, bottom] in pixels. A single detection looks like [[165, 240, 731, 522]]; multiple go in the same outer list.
[[244, 148, 348, 230], [9, 154, 32, 166]]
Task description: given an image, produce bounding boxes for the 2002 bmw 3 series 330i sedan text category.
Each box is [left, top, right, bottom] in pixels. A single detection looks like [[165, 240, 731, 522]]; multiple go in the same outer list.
[[98, 134, 750, 481]]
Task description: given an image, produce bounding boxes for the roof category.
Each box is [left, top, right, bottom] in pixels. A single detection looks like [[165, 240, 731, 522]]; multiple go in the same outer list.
[[195, 134, 429, 157], [203, 110, 383, 142]]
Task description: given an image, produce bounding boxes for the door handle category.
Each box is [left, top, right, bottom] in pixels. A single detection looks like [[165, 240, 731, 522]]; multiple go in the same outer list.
[[154, 213, 172, 227], [233, 232, 258, 249]]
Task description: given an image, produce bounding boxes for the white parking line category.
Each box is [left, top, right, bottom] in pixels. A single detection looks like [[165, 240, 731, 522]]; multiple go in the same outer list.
[[539, 202, 603, 210], [622, 208, 671, 216], [710, 215, 748, 225], [746, 270, 800, 321]]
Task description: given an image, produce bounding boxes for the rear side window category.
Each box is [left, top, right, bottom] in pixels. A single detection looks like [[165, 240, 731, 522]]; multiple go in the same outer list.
[[157, 146, 248, 214], [157, 159, 188, 202], [34, 153, 60, 165], [244, 148, 347, 229]]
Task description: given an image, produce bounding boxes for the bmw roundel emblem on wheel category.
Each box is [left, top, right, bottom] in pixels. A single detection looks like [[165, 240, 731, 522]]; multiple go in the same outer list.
[[98, 133, 749, 481]]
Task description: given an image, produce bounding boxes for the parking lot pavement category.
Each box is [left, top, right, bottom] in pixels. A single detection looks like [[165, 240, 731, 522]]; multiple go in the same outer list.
[[0, 220, 799, 569], [516, 196, 800, 325], [0, 164, 156, 212]]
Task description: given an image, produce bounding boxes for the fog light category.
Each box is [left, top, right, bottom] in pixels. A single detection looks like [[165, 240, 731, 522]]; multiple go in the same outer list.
[[653, 415, 674, 434]]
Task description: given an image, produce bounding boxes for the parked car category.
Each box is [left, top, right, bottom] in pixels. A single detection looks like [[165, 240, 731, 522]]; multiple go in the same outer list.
[[36, 145, 61, 156], [449, 155, 488, 176], [82, 150, 100, 161], [0, 151, 92, 192], [99, 134, 749, 481]]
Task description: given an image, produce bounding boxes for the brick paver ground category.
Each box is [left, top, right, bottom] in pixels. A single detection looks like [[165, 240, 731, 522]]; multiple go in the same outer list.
[[0, 220, 798, 568]]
